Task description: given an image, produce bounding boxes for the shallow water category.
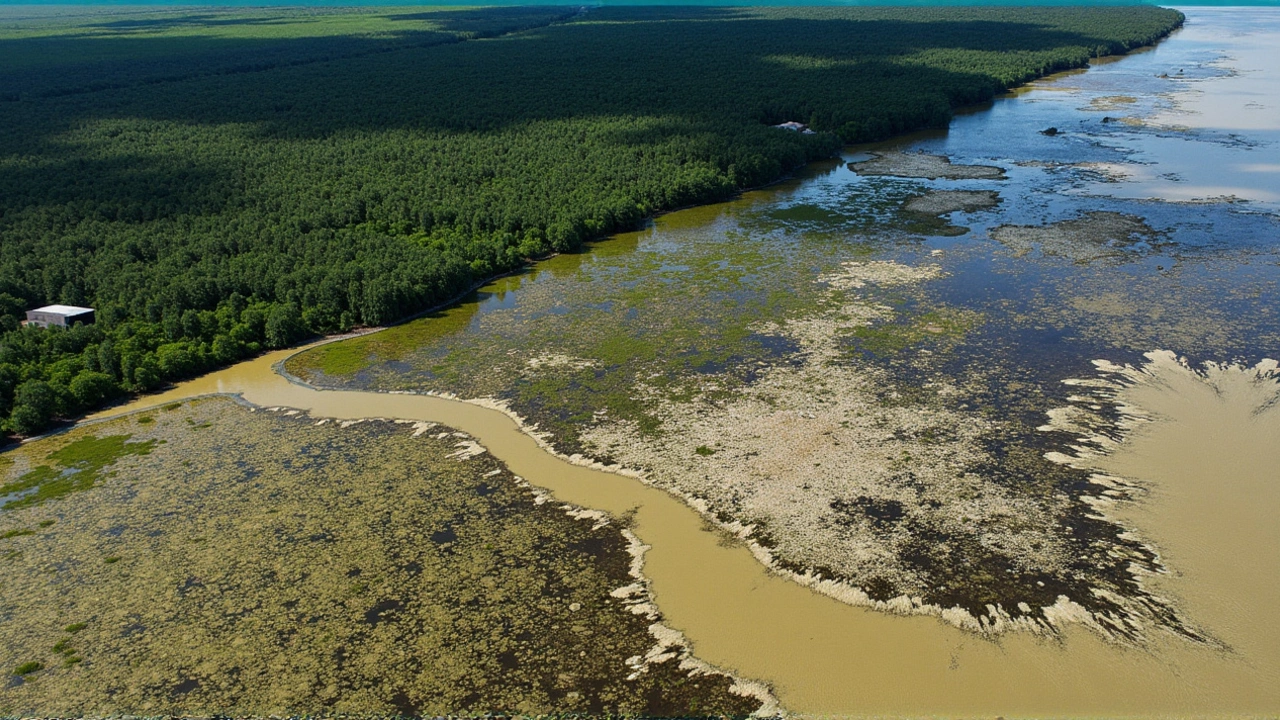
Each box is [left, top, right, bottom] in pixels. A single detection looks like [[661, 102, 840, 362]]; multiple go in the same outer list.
[[292, 3, 1280, 628], [94, 7, 1280, 716], [92, 332, 1280, 717]]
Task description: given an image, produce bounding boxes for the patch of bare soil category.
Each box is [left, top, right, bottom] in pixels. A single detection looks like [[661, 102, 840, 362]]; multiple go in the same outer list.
[[904, 190, 1001, 215]]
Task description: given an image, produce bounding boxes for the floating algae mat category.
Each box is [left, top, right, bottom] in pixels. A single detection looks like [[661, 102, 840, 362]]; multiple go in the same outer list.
[[30, 339, 1278, 717], [0, 397, 768, 716], [281, 7, 1280, 715]]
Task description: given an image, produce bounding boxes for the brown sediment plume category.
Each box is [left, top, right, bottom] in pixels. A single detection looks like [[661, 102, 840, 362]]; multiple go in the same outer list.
[[1037, 350, 1280, 682], [848, 151, 1007, 180]]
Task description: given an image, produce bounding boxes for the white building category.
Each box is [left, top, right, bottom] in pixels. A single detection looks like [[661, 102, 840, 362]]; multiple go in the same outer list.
[[25, 304, 95, 328], [773, 121, 817, 135]]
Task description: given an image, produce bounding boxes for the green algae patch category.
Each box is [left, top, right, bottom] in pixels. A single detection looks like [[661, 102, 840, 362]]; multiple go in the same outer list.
[[305, 339, 375, 377], [847, 307, 984, 358], [297, 300, 489, 380], [0, 398, 765, 716], [286, 202, 842, 459], [0, 435, 157, 511]]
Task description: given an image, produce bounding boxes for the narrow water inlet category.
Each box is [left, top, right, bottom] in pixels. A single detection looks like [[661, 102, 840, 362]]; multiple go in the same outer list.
[[86, 346, 1280, 716]]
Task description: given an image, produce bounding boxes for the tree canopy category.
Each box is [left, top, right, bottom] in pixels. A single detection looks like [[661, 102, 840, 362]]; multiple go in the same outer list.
[[0, 4, 1184, 436]]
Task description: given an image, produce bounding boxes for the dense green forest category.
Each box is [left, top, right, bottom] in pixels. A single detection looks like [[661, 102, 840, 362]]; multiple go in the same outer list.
[[0, 4, 1183, 436]]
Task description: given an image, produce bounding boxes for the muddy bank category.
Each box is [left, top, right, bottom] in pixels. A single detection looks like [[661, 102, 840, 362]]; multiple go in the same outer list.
[[0, 398, 767, 717], [39, 341, 1280, 717], [848, 151, 1006, 180], [903, 189, 1000, 216], [991, 211, 1164, 264]]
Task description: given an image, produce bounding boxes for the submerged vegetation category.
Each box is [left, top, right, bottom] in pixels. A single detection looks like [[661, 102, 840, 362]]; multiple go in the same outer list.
[[0, 4, 1185, 436], [0, 434, 157, 510], [0, 398, 765, 716], [286, 167, 1205, 642]]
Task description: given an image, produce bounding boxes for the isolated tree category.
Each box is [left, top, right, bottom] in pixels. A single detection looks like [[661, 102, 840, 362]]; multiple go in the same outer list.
[[265, 303, 307, 349], [69, 371, 121, 409], [7, 380, 58, 435]]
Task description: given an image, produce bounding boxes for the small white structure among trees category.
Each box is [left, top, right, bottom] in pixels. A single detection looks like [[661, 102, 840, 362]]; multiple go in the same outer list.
[[24, 304, 95, 328], [773, 121, 816, 134]]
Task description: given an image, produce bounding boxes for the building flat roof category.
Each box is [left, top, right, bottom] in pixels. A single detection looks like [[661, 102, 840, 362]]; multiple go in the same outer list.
[[30, 304, 95, 315]]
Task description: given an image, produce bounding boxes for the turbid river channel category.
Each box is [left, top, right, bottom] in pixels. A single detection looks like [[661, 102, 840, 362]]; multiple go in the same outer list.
[[90, 7, 1279, 717]]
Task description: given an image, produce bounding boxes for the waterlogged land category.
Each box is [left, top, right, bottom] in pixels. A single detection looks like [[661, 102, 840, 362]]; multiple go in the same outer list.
[[0, 398, 765, 716], [288, 6, 1280, 710], [294, 195, 1186, 639], [291, 140, 1280, 644], [0, 4, 1185, 438], [12, 321, 1274, 717], [2, 6, 1278, 718]]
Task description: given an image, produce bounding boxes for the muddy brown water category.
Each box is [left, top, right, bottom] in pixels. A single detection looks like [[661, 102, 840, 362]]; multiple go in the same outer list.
[[88, 345, 1280, 716], [81, 8, 1280, 715]]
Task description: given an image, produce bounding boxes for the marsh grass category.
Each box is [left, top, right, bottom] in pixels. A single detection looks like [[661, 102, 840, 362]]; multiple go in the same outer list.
[[0, 435, 157, 511], [846, 307, 984, 357], [0, 398, 761, 716]]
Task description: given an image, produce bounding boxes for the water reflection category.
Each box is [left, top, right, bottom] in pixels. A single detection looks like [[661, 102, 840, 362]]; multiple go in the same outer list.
[[921, 6, 1280, 209]]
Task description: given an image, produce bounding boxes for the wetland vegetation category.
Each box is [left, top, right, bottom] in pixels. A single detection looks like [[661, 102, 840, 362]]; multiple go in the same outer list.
[[287, 9, 1280, 652], [0, 4, 1184, 436], [3, 4, 1279, 716], [0, 397, 765, 716], [288, 198, 1201, 642]]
